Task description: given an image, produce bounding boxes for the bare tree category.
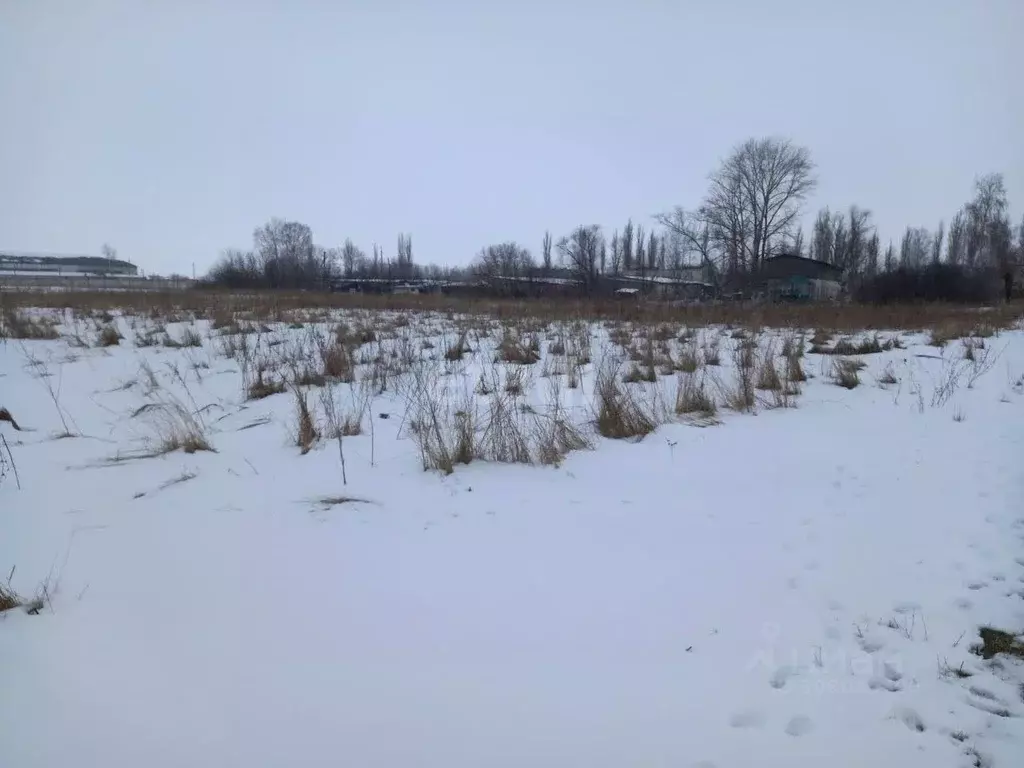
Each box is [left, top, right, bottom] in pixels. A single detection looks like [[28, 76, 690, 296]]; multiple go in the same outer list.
[[253, 218, 316, 288], [341, 239, 365, 277], [809, 208, 834, 263], [557, 225, 603, 293], [931, 220, 945, 264], [965, 173, 1010, 268], [395, 233, 414, 278], [622, 219, 634, 273], [634, 224, 646, 276], [700, 137, 816, 274], [609, 231, 622, 275], [654, 207, 715, 274], [946, 211, 966, 265], [790, 228, 805, 257], [648, 231, 660, 271], [899, 226, 931, 269], [883, 241, 896, 273], [473, 242, 534, 293], [865, 232, 880, 276], [1016, 214, 1024, 261], [542, 231, 553, 275]]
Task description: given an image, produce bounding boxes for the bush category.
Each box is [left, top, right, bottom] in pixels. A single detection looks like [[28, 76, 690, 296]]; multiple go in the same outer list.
[[856, 263, 1000, 304]]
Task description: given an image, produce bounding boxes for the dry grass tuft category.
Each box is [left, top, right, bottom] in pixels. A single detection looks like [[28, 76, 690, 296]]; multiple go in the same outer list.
[[444, 332, 470, 362], [830, 358, 863, 389], [1, 310, 60, 340], [497, 330, 541, 365], [293, 388, 320, 454], [756, 349, 783, 391], [676, 372, 717, 416], [623, 363, 657, 383], [720, 341, 756, 411], [145, 399, 214, 455], [247, 367, 287, 400], [971, 627, 1024, 660], [876, 363, 899, 385], [594, 357, 656, 439], [96, 324, 122, 347], [0, 581, 22, 613]]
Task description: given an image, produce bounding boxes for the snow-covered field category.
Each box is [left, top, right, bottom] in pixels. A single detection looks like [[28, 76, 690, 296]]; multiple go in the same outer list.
[[2, 306, 1024, 768]]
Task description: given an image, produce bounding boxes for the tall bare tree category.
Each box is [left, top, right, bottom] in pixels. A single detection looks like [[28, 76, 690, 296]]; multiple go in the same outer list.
[[341, 239, 365, 276], [557, 225, 604, 293], [395, 233, 414, 278], [473, 242, 534, 292], [635, 224, 646, 276], [648, 231, 660, 271], [700, 137, 816, 274], [809, 208, 834, 263], [790, 228, 805, 257], [622, 219, 634, 273], [609, 231, 622, 275], [946, 211, 966, 265], [965, 173, 1010, 268], [654, 207, 715, 275], [883, 241, 896, 273], [899, 227, 931, 269], [865, 232, 880, 276], [253, 218, 316, 288], [931, 221, 945, 264], [542, 231, 553, 275]]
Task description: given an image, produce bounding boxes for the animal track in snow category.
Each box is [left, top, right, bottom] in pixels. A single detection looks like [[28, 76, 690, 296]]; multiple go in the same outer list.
[[892, 601, 920, 614], [784, 715, 814, 737], [770, 665, 797, 689], [729, 709, 766, 729], [869, 676, 902, 693], [857, 634, 886, 654], [883, 661, 903, 682], [966, 581, 988, 591], [889, 706, 926, 732]]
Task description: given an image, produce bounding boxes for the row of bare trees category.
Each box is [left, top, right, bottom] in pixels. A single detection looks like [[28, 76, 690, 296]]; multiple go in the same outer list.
[[209, 137, 1020, 297], [209, 220, 427, 289], [802, 174, 1020, 281]]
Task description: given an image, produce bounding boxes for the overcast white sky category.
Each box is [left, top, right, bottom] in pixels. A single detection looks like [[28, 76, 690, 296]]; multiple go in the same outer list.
[[2, 0, 1021, 276]]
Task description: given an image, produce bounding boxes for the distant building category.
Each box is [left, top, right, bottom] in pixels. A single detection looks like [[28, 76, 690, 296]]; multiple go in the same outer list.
[[758, 254, 842, 301], [608, 266, 717, 301], [0, 251, 139, 277]]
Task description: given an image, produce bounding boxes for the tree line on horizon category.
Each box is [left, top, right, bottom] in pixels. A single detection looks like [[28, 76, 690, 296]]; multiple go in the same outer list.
[[208, 136, 1023, 302]]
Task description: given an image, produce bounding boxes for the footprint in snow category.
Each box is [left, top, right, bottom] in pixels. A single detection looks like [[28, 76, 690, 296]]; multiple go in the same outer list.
[[770, 665, 797, 689], [869, 676, 902, 693], [857, 634, 886, 654], [892, 601, 920, 614], [785, 715, 814, 737], [882, 661, 903, 682], [729, 710, 766, 729], [966, 581, 988, 591], [965, 695, 1014, 718], [889, 706, 926, 732], [954, 597, 973, 610]]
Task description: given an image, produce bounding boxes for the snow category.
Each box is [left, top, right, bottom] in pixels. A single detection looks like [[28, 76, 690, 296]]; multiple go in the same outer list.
[[2, 310, 1024, 768]]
